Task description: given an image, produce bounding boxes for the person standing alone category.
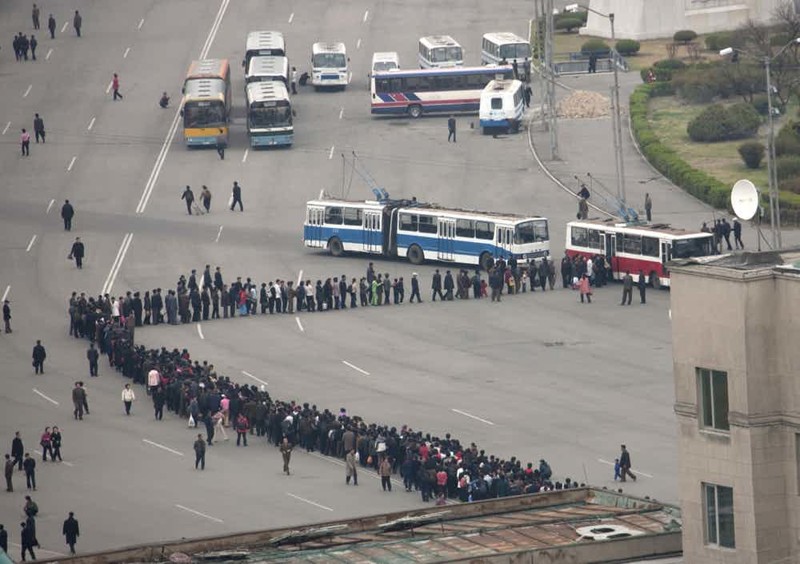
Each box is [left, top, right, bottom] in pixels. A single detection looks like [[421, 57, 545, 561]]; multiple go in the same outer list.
[[69, 237, 85, 269], [620, 271, 633, 306], [61, 199, 74, 230], [3, 300, 11, 333], [447, 115, 456, 143], [47, 14, 55, 39], [32, 4, 40, 30], [121, 383, 135, 415], [194, 434, 206, 470], [637, 270, 647, 304], [644, 193, 652, 222], [32, 340, 46, 374], [280, 437, 293, 475], [86, 344, 99, 377], [291, 66, 298, 95], [62, 512, 79, 555], [200, 185, 212, 213], [20, 129, 30, 156], [73, 10, 82, 37], [230, 181, 243, 211], [33, 114, 45, 143], [112, 73, 122, 100]]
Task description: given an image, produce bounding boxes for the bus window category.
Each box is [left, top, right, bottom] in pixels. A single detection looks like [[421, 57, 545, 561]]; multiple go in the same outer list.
[[672, 236, 714, 258], [516, 220, 549, 244], [343, 207, 362, 226], [456, 219, 475, 238], [621, 234, 642, 254], [325, 207, 343, 224], [491, 97, 503, 110], [418, 215, 437, 233], [399, 213, 418, 231], [586, 228, 603, 250], [475, 220, 494, 240], [642, 236, 659, 257], [571, 226, 587, 247]]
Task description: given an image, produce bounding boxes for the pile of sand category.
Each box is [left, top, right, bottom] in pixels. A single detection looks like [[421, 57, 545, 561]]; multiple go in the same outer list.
[[556, 90, 611, 119]]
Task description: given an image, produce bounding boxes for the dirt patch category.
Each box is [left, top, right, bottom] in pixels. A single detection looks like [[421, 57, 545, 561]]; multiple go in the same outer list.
[[557, 90, 611, 119]]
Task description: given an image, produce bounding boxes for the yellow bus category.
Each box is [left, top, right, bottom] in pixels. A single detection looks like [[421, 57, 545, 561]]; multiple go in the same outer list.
[[181, 59, 232, 147]]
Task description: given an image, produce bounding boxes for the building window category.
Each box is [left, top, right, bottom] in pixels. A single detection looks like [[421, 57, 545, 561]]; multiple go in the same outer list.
[[698, 368, 729, 431], [704, 483, 735, 548]]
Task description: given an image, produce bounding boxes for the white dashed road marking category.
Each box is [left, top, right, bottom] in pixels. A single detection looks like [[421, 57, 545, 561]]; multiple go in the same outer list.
[[26, 234, 37, 252], [295, 316, 304, 332], [46, 199, 55, 213], [87, 117, 95, 131], [342, 360, 369, 376], [451, 408, 494, 426], [288, 12, 294, 23], [138, 18, 145, 30], [1, 286, 9, 301], [33, 388, 59, 405], [123, 47, 130, 58], [363, 10, 369, 22], [242, 370, 268, 387], [2, 122, 10, 135], [143, 439, 184, 456], [328, 145, 334, 160], [23, 85, 32, 98], [215, 225, 223, 243], [287, 493, 333, 512], [175, 504, 223, 523], [60, 21, 68, 33], [242, 148, 249, 163], [67, 156, 77, 171], [45, 48, 52, 60]]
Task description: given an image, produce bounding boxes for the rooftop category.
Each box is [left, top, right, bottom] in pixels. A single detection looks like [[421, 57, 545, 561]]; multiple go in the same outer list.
[[671, 247, 800, 276]]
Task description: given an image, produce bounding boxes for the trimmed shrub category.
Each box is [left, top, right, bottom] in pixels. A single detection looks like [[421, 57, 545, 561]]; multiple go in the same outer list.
[[556, 17, 583, 33], [779, 177, 800, 195], [641, 59, 686, 83], [776, 123, 800, 156], [674, 30, 698, 43], [654, 59, 688, 70], [776, 155, 800, 181], [615, 39, 641, 56], [738, 142, 765, 169], [649, 81, 675, 97], [672, 65, 729, 103], [581, 39, 610, 54], [687, 103, 760, 142], [704, 32, 743, 52]]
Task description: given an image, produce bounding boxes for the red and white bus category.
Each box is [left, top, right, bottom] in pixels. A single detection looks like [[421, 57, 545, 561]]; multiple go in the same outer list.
[[565, 220, 717, 288]]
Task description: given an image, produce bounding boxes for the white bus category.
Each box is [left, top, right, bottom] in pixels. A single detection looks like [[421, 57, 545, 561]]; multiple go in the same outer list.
[[479, 79, 524, 133], [481, 32, 531, 81], [242, 31, 286, 69], [418, 35, 463, 68], [246, 81, 293, 147], [245, 55, 290, 87], [311, 42, 349, 89]]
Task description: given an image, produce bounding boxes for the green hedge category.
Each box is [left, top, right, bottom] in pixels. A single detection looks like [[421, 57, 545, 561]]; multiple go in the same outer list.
[[630, 83, 800, 222]]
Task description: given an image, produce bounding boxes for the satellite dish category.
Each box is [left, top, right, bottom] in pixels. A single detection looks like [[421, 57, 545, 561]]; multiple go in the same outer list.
[[731, 179, 759, 220]]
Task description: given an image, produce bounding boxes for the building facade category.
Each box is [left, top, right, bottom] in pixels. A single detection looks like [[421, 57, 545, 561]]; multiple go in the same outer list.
[[670, 250, 800, 563]]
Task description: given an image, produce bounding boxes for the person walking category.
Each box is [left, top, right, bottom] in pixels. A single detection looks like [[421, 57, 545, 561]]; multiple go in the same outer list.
[[637, 270, 647, 304], [409, 273, 422, 303], [644, 193, 652, 222], [20, 520, 36, 561], [290, 66, 298, 95], [447, 115, 456, 143], [5, 454, 15, 492], [39, 428, 53, 461], [62, 512, 79, 555], [280, 437, 293, 475], [193, 434, 206, 470], [732, 218, 744, 249], [31, 340, 46, 374], [112, 73, 123, 100], [47, 14, 55, 39], [230, 181, 243, 211], [379, 456, 392, 492], [61, 199, 74, 230], [30, 35, 37, 60], [33, 114, 45, 143], [621, 271, 633, 306], [181, 186, 195, 215], [73, 10, 82, 37], [121, 383, 135, 415], [200, 185, 212, 213], [69, 237, 85, 269], [50, 427, 62, 462], [619, 444, 636, 482], [72, 381, 86, 420], [87, 343, 99, 376], [3, 300, 11, 333], [32, 4, 40, 29], [20, 129, 31, 156], [578, 273, 591, 303], [22, 454, 35, 491], [11, 433, 23, 470], [345, 448, 358, 485]]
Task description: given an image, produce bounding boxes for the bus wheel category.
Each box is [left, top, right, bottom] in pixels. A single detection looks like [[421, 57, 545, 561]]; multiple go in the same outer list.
[[408, 104, 423, 119], [407, 244, 424, 265], [649, 272, 661, 289], [329, 237, 344, 257], [479, 252, 494, 272]]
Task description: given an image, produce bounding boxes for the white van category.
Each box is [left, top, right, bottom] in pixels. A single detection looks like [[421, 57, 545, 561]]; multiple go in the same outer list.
[[371, 52, 400, 73], [311, 42, 349, 90], [479, 79, 524, 133], [418, 35, 463, 68]]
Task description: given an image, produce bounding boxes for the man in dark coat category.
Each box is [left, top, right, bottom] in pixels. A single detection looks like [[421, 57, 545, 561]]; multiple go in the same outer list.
[[20, 521, 36, 561], [12, 432, 24, 470], [87, 343, 99, 377], [32, 340, 46, 374], [443, 270, 454, 300], [61, 200, 74, 230], [0, 523, 7, 554], [69, 237, 85, 269], [637, 270, 647, 304], [3, 299, 11, 333], [62, 512, 79, 554], [181, 186, 195, 215], [619, 444, 636, 482], [151, 288, 163, 324], [131, 292, 143, 326]]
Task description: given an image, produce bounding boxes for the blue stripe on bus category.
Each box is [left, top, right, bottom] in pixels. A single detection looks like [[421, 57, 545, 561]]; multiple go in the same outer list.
[[250, 133, 293, 147], [480, 119, 512, 128], [186, 136, 219, 146], [372, 102, 478, 115], [304, 225, 384, 246], [373, 68, 513, 79]]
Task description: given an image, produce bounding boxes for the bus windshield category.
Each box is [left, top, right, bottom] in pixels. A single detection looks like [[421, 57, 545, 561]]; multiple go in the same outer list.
[[183, 101, 226, 128], [313, 53, 346, 68], [499, 44, 529, 59], [373, 61, 398, 72], [514, 220, 548, 244], [249, 105, 292, 128], [671, 236, 715, 259]]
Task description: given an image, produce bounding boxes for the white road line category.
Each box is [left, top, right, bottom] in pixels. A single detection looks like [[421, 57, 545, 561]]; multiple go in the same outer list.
[[137, 0, 230, 214], [451, 408, 495, 426], [106, 80, 113, 94], [45, 48, 53, 60], [242, 370, 268, 387], [176, 504, 223, 523], [33, 388, 59, 405], [143, 439, 184, 456], [295, 316, 304, 332], [87, 116, 96, 131], [342, 360, 370, 376], [196, 323, 205, 340], [296, 270, 304, 285], [101, 233, 133, 295], [60, 21, 68, 33], [23, 84, 32, 98], [597, 458, 654, 478], [363, 9, 369, 22], [25, 234, 37, 252], [328, 145, 335, 160], [67, 156, 77, 172], [138, 18, 145, 30], [46, 199, 55, 213], [339, 108, 344, 119], [123, 47, 130, 58], [356, 38, 361, 49], [347, 71, 353, 84], [287, 493, 333, 512], [215, 225, 223, 243], [288, 12, 294, 23], [2, 122, 10, 135], [1, 285, 9, 302], [242, 148, 249, 163]]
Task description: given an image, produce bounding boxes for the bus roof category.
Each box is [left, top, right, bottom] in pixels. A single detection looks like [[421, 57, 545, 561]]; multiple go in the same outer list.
[[312, 42, 346, 54], [482, 32, 529, 45], [419, 35, 461, 48], [372, 52, 400, 63], [186, 59, 229, 80], [246, 80, 290, 103], [568, 219, 714, 240], [483, 79, 523, 93], [372, 64, 511, 80], [183, 78, 227, 100], [245, 31, 285, 53], [247, 56, 289, 77]]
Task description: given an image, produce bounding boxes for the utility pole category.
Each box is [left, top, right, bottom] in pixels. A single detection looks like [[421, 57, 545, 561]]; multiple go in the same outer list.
[[764, 56, 782, 249], [609, 13, 626, 207], [543, 0, 558, 159], [533, 0, 547, 130]]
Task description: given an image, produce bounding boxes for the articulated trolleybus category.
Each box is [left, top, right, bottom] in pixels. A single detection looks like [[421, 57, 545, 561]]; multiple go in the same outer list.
[[304, 194, 549, 270], [565, 219, 717, 288]]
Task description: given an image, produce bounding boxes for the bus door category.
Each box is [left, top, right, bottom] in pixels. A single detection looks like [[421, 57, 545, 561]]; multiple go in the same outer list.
[[437, 218, 456, 261], [497, 226, 513, 256], [307, 207, 325, 247], [363, 211, 382, 253], [661, 241, 671, 275], [605, 232, 616, 279]]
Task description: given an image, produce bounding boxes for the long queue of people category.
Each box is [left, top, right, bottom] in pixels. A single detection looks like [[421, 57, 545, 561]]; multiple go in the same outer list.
[[66, 261, 598, 504]]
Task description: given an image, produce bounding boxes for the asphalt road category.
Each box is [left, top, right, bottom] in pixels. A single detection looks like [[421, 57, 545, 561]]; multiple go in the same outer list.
[[0, 0, 746, 556]]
